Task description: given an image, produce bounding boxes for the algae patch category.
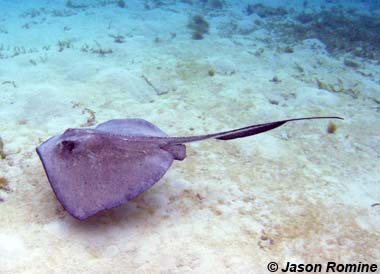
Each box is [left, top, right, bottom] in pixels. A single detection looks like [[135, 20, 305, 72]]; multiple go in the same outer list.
[[187, 15, 209, 40], [0, 177, 10, 198], [0, 177, 8, 190], [176, 60, 214, 81], [0, 136, 5, 159]]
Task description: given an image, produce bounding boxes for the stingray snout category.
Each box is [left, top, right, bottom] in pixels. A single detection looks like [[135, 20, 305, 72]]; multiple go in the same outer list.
[[57, 129, 100, 155]]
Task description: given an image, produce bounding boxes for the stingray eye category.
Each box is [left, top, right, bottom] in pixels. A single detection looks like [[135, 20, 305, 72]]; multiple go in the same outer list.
[[61, 140, 77, 152]]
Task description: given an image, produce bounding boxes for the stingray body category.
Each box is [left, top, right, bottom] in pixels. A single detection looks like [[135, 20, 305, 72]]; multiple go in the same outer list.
[[36, 117, 342, 220]]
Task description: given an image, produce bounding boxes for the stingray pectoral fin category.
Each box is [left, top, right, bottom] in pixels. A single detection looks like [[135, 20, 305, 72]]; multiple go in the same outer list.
[[168, 116, 343, 144], [96, 118, 169, 137], [161, 144, 186, 161]]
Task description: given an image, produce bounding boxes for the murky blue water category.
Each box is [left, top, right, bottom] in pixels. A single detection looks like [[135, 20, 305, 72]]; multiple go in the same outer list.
[[0, 0, 379, 58]]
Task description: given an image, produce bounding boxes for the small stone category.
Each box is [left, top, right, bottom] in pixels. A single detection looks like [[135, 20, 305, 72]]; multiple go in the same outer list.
[[270, 76, 281, 83], [327, 122, 337, 134], [283, 46, 294, 53], [269, 99, 279, 105], [344, 58, 360, 68], [208, 69, 215, 76]]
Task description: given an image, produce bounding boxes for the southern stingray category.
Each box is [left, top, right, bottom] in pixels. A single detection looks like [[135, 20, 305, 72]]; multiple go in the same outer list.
[[36, 116, 342, 220]]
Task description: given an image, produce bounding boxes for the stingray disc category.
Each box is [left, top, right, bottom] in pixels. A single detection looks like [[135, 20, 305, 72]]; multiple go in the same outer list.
[[36, 119, 175, 220]]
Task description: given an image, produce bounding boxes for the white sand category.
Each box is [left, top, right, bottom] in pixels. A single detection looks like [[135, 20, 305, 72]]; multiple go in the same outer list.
[[0, 1, 379, 273]]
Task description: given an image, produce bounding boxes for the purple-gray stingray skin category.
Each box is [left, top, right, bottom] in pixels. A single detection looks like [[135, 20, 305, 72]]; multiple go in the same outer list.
[[36, 117, 342, 220]]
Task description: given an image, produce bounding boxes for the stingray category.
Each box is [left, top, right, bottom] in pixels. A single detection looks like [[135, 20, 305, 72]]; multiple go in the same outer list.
[[36, 116, 342, 220]]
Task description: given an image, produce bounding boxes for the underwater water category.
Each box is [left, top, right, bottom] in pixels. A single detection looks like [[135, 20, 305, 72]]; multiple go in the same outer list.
[[0, 0, 379, 273]]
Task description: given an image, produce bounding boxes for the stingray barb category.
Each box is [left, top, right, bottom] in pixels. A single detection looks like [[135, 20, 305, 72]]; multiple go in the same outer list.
[[36, 116, 343, 220]]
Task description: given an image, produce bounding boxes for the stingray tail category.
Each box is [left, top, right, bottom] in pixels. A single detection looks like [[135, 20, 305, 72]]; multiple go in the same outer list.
[[168, 116, 343, 144]]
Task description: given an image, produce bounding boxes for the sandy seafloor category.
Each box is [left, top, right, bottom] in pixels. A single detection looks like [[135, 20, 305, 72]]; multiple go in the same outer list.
[[0, 0, 380, 273]]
